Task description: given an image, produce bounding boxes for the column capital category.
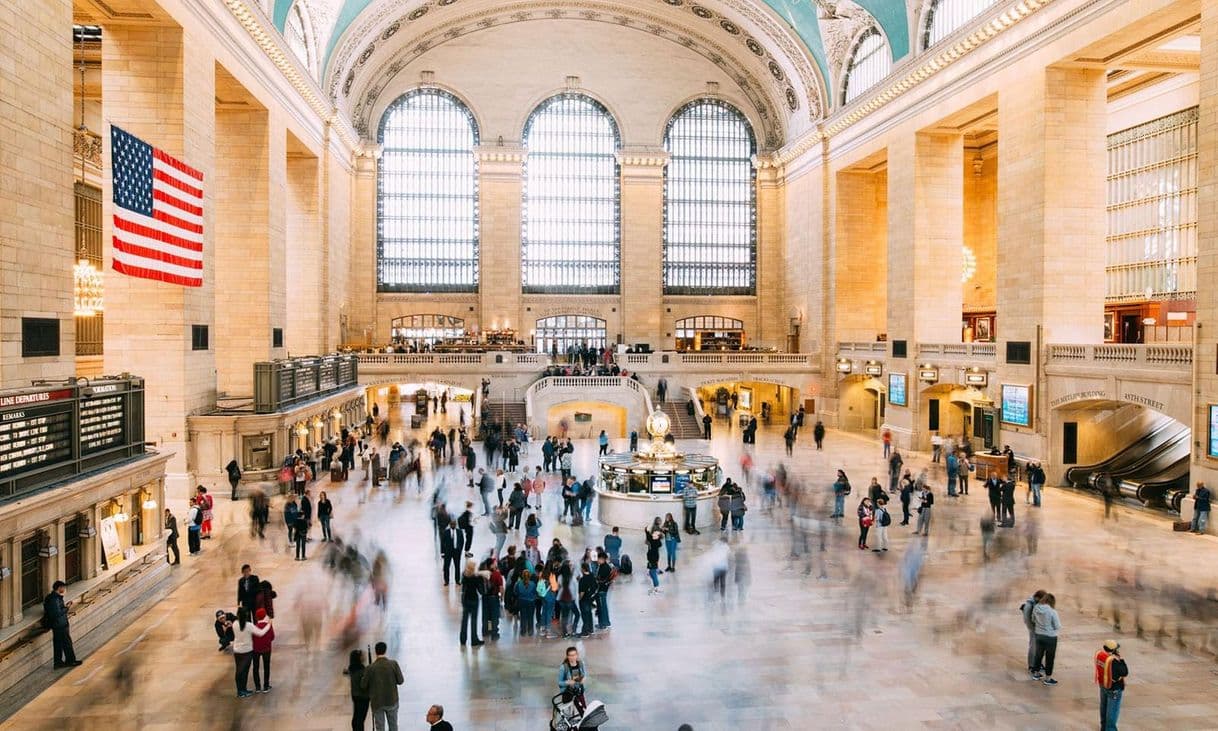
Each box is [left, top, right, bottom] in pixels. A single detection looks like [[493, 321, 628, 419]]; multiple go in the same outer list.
[[354, 143, 380, 176], [617, 147, 669, 183], [476, 144, 526, 180]]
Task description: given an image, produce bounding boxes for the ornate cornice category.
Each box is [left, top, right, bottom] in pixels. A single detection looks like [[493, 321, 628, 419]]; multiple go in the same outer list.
[[616, 148, 670, 168], [74, 129, 103, 170], [475, 144, 527, 163]]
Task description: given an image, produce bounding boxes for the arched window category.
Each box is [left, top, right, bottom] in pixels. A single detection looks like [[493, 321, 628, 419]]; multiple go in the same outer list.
[[922, 0, 1000, 49], [522, 94, 621, 294], [663, 100, 756, 295], [390, 314, 466, 345], [535, 315, 608, 356], [841, 28, 892, 105], [285, 2, 310, 70], [377, 89, 480, 293], [675, 316, 746, 351]]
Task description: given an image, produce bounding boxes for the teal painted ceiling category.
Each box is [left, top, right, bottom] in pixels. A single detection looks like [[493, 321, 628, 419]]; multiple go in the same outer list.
[[273, 0, 911, 91]]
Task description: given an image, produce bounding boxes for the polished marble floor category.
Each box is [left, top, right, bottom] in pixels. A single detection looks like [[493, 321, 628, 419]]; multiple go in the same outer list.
[[5, 408, 1218, 731]]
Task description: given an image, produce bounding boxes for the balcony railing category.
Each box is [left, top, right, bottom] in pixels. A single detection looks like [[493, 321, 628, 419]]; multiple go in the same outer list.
[[1046, 343, 1193, 369], [837, 341, 888, 354], [916, 342, 997, 359], [526, 376, 653, 424], [356, 352, 549, 368]]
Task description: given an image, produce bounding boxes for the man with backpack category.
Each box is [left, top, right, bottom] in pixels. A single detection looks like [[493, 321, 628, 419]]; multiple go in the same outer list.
[[1095, 639, 1129, 730], [594, 550, 615, 630], [872, 497, 891, 552]]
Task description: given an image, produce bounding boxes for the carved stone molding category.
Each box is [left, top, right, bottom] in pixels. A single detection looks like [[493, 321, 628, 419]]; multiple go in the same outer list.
[[474, 144, 526, 163], [74, 129, 103, 170], [616, 147, 670, 168]]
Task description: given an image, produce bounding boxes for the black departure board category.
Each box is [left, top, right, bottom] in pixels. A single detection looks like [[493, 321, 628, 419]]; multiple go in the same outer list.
[[254, 355, 358, 413], [0, 378, 145, 503], [295, 367, 317, 397], [0, 400, 74, 478]]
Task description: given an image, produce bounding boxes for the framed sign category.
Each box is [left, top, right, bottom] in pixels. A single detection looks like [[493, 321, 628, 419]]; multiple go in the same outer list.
[[888, 373, 907, 407], [1001, 384, 1032, 427], [1209, 405, 1218, 458]]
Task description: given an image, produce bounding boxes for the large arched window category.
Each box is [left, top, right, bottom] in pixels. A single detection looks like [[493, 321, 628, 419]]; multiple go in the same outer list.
[[390, 314, 466, 345], [841, 28, 892, 105], [663, 100, 756, 295], [535, 315, 608, 356], [285, 2, 310, 70], [922, 0, 1000, 49], [522, 94, 621, 294], [377, 89, 480, 293]]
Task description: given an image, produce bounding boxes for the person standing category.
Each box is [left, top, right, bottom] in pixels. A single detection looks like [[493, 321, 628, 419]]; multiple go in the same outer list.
[[594, 550, 613, 630], [1022, 589, 1047, 677], [231, 606, 271, 697], [915, 484, 935, 536], [881, 428, 892, 458], [856, 497, 873, 550], [299, 490, 314, 542], [164, 509, 180, 565], [186, 499, 203, 555], [459, 559, 486, 647], [317, 491, 334, 542], [931, 433, 943, 463], [945, 450, 958, 497], [598, 430, 609, 455], [1191, 481, 1211, 534], [293, 508, 309, 561], [440, 519, 462, 587], [226, 458, 242, 500], [702, 413, 712, 439], [483, 557, 503, 641], [958, 454, 971, 496], [1095, 639, 1129, 731], [515, 570, 538, 637], [1001, 479, 1017, 527], [361, 641, 404, 731], [898, 474, 914, 527], [831, 470, 850, 520], [603, 527, 622, 567], [346, 650, 370, 731], [813, 420, 825, 451], [662, 513, 681, 571], [197, 486, 215, 539], [457, 501, 475, 552], [887, 449, 903, 493], [1032, 593, 1061, 686], [43, 581, 81, 668], [1027, 461, 1045, 506], [237, 564, 261, 613], [577, 562, 597, 637], [426, 705, 453, 731], [645, 528, 663, 595], [251, 608, 275, 693], [872, 497, 890, 552], [986, 474, 1003, 522], [681, 480, 700, 534]]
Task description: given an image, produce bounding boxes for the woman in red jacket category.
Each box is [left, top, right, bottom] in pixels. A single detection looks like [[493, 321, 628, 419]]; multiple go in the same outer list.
[[252, 608, 275, 693]]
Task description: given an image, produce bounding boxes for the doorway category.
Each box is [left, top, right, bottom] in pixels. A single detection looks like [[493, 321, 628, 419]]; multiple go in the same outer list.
[[1062, 421, 1078, 464]]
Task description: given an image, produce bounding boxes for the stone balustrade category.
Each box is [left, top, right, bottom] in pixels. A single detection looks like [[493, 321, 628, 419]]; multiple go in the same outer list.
[[915, 342, 997, 360], [837, 341, 888, 354], [1046, 343, 1193, 369]]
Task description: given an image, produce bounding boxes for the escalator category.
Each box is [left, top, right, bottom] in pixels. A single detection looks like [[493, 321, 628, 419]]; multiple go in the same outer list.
[[1065, 419, 1190, 511]]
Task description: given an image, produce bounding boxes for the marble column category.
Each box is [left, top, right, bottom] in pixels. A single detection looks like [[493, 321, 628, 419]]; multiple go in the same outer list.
[[754, 156, 786, 350], [617, 148, 668, 348], [349, 146, 379, 344], [476, 145, 526, 335]]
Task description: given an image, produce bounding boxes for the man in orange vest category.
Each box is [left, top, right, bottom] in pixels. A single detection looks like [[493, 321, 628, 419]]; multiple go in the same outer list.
[[1094, 639, 1129, 730]]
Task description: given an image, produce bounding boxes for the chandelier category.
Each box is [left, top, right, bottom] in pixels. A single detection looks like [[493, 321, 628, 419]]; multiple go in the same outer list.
[[74, 257, 104, 317]]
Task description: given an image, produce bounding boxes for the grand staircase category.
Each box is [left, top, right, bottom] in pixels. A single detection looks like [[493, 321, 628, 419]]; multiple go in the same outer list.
[[659, 399, 705, 440], [482, 401, 526, 428]]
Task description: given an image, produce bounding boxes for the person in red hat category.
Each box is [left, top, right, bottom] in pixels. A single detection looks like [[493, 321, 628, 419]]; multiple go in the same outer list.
[[252, 607, 275, 693]]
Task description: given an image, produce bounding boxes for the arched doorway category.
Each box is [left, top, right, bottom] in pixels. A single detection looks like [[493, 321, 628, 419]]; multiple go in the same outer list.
[[839, 374, 885, 432], [535, 315, 607, 356]]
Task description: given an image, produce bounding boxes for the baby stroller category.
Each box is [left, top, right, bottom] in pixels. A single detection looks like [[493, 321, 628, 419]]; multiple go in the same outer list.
[[550, 692, 609, 730]]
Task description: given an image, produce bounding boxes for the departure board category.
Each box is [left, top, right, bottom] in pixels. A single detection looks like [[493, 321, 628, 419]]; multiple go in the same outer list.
[[0, 400, 74, 478], [79, 393, 127, 455]]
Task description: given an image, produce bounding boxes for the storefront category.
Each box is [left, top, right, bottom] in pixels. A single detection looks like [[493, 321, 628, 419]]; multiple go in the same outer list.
[[675, 316, 745, 351]]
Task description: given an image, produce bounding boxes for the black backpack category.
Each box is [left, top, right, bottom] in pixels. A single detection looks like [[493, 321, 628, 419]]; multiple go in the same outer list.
[[619, 554, 633, 575], [879, 508, 892, 527], [193, 507, 204, 526]]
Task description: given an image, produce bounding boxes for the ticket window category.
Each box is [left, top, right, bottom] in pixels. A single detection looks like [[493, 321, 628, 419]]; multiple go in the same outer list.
[[63, 518, 83, 584], [243, 434, 274, 471], [21, 537, 42, 610]]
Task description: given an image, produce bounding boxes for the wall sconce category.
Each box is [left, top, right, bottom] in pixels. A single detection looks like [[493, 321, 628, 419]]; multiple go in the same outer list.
[[142, 498, 158, 510], [39, 530, 58, 558], [331, 409, 342, 420], [964, 368, 988, 387], [0, 567, 11, 581], [835, 358, 853, 374], [295, 424, 309, 437], [81, 515, 96, 538], [864, 361, 883, 376], [917, 365, 939, 383], [312, 417, 323, 429]]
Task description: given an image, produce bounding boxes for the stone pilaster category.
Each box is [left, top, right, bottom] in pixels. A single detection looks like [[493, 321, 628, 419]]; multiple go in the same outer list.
[[286, 139, 322, 355], [477, 145, 526, 334], [618, 148, 668, 348], [1193, 5, 1218, 487], [754, 155, 785, 350], [0, 0, 75, 387], [349, 145, 379, 344], [834, 168, 887, 341], [101, 24, 216, 497]]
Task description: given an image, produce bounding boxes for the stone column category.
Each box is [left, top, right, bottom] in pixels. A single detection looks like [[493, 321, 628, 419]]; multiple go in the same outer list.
[[1193, 6, 1218, 487], [286, 137, 322, 355], [617, 148, 668, 348], [754, 156, 785, 349], [477, 145, 525, 335], [0, 0, 75, 387], [348, 146, 379, 345], [996, 67, 1106, 455], [886, 132, 964, 345], [1, 538, 15, 627], [102, 25, 216, 497], [53, 519, 67, 584], [81, 510, 99, 581]]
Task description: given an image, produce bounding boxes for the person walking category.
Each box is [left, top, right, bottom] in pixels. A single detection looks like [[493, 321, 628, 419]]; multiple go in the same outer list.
[[164, 509, 180, 565], [226, 458, 242, 500], [645, 528, 663, 595], [882, 428, 892, 458], [361, 641, 404, 731], [598, 430, 609, 456], [681, 479, 700, 534], [440, 519, 462, 587], [856, 497, 873, 550], [1095, 639, 1129, 731], [915, 484, 934, 536], [317, 491, 334, 541], [872, 497, 890, 552], [508, 483, 527, 530], [489, 506, 508, 559], [1021, 589, 1047, 677], [231, 606, 271, 697], [813, 420, 825, 450], [1032, 593, 1061, 686], [43, 581, 81, 668], [459, 559, 487, 647], [1191, 481, 1211, 534], [346, 649, 370, 731], [293, 507, 309, 560], [457, 501, 475, 552], [662, 513, 681, 571], [251, 608, 274, 693]]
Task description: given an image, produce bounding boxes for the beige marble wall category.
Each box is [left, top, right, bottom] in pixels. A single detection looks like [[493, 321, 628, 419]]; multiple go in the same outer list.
[[619, 155, 666, 347], [0, 0, 75, 387], [101, 25, 216, 489], [962, 147, 997, 314], [834, 168, 887, 342], [286, 141, 321, 355]]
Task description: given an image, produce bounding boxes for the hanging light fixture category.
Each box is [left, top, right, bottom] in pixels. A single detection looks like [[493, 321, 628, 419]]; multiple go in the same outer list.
[[73, 26, 104, 318]]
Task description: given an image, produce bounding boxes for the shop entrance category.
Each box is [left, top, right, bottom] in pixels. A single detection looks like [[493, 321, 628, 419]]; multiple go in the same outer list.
[[839, 375, 884, 432], [675, 316, 745, 351], [694, 380, 798, 425]]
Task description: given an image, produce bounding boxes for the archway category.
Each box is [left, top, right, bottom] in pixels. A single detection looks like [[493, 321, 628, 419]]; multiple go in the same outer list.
[[838, 374, 885, 432], [917, 383, 988, 452]]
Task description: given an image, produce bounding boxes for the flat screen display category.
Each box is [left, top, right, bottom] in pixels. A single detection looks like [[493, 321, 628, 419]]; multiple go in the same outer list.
[[1001, 384, 1031, 427], [888, 373, 907, 407], [1209, 405, 1218, 458]]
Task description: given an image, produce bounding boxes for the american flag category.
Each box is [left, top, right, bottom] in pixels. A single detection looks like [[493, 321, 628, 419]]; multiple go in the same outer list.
[[111, 126, 205, 287]]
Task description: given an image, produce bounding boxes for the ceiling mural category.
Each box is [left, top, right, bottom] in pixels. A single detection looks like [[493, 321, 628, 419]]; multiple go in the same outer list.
[[264, 0, 923, 144]]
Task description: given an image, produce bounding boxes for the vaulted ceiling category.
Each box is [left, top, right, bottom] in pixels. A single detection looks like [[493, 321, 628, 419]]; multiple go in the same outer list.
[[266, 0, 922, 146]]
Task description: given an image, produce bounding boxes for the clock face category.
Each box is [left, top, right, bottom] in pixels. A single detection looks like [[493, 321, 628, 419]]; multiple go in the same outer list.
[[647, 410, 670, 438]]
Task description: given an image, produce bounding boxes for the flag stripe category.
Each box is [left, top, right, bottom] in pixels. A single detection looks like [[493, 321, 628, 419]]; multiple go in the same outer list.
[[154, 156, 204, 191], [113, 247, 204, 279], [153, 168, 203, 199], [152, 208, 203, 235], [113, 237, 204, 269], [153, 147, 203, 181], [153, 188, 203, 219], [113, 258, 203, 287], [113, 213, 204, 252]]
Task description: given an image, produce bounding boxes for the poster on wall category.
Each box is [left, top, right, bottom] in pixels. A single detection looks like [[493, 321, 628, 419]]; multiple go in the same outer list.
[[99, 516, 123, 567], [1209, 405, 1218, 458], [888, 373, 907, 407], [1001, 384, 1032, 427]]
